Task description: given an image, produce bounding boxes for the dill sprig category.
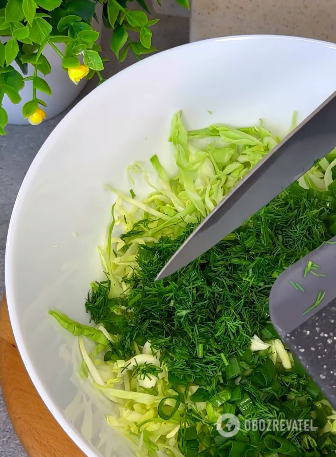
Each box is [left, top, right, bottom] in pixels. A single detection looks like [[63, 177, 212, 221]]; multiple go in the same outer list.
[[130, 361, 163, 380], [302, 290, 326, 316]]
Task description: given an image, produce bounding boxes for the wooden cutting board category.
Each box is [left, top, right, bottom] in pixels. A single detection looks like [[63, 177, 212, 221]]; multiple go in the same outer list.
[[0, 294, 85, 457]]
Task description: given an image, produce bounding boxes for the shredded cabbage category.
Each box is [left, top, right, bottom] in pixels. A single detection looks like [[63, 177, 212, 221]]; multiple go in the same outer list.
[[56, 111, 336, 457]]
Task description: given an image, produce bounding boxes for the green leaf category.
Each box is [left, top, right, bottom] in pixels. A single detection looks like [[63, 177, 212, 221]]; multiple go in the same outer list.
[[22, 43, 38, 53], [0, 42, 4, 67], [124, 23, 140, 32], [119, 42, 131, 62], [49, 35, 71, 43], [65, 38, 75, 57], [91, 43, 101, 52], [0, 125, 6, 135], [0, 106, 8, 128], [22, 0, 36, 25], [140, 26, 151, 49], [147, 19, 159, 26], [12, 23, 30, 40], [35, 17, 52, 37], [83, 49, 103, 70], [107, 0, 119, 27], [6, 69, 24, 91], [29, 18, 52, 43], [85, 68, 95, 80], [131, 42, 156, 55], [17, 37, 33, 45], [22, 99, 38, 117], [57, 14, 81, 32], [20, 52, 42, 63], [36, 0, 62, 11], [36, 97, 47, 107], [5, 38, 19, 65], [36, 54, 51, 75], [102, 3, 112, 29], [174, 0, 189, 8], [77, 29, 99, 42], [126, 10, 148, 27], [110, 25, 128, 58], [72, 43, 87, 54], [71, 21, 91, 34], [49, 309, 110, 345], [136, 0, 150, 13], [0, 15, 8, 31], [33, 76, 51, 95], [65, 0, 96, 20], [4, 84, 21, 104], [34, 12, 51, 18], [0, 65, 14, 74], [62, 56, 80, 68], [5, 0, 24, 23]]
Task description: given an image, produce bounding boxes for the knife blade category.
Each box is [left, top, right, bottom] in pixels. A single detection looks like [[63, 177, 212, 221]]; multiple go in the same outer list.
[[156, 90, 336, 280]]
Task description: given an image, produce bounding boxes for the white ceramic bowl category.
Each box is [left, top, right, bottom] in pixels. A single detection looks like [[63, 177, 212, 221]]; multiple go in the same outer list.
[[6, 35, 336, 457]]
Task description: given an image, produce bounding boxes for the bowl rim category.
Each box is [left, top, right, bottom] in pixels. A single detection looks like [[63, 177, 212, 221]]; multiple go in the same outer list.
[[5, 33, 336, 457]]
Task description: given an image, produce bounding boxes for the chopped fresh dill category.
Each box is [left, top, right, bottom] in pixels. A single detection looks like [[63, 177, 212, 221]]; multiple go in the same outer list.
[[88, 187, 335, 387], [302, 290, 326, 315], [310, 271, 327, 277], [290, 281, 305, 292], [304, 260, 313, 278], [303, 260, 326, 278], [130, 361, 162, 380]]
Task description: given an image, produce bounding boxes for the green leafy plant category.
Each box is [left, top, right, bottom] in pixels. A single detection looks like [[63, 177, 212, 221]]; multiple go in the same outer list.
[[0, 0, 189, 134]]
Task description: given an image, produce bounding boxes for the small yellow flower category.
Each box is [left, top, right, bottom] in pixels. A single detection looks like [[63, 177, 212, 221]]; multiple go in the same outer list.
[[68, 65, 89, 85], [28, 107, 46, 126]]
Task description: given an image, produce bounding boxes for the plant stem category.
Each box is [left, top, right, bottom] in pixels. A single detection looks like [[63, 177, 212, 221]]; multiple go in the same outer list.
[[48, 40, 65, 59], [33, 38, 48, 100], [97, 70, 104, 84], [33, 65, 37, 100], [37, 37, 48, 61]]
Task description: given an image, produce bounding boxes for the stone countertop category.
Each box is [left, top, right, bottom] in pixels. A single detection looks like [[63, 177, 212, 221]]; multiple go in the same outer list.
[[190, 0, 336, 43], [0, 13, 189, 457]]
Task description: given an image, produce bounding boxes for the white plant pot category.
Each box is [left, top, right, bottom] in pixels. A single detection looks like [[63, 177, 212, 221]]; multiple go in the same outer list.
[[3, 11, 102, 125]]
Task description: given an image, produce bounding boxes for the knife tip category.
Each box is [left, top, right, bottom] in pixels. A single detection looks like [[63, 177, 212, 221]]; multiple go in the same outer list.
[[155, 268, 169, 281], [156, 259, 180, 281]]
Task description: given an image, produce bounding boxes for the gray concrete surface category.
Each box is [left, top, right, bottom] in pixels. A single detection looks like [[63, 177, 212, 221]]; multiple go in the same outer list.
[[0, 14, 189, 457]]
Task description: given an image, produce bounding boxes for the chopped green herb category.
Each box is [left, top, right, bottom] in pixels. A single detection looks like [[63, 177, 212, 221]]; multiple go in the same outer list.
[[304, 260, 312, 278], [303, 290, 326, 315], [304, 261, 326, 278], [130, 361, 162, 380], [310, 271, 327, 277], [290, 281, 305, 292], [130, 189, 136, 198]]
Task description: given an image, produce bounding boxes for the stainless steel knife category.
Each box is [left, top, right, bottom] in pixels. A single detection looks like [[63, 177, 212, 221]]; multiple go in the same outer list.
[[157, 90, 336, 280]]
